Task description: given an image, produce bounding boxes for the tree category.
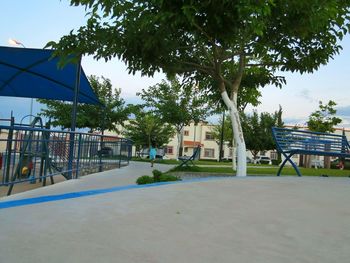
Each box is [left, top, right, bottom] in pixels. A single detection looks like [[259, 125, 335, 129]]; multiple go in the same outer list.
[[123, 110, 175, 153], [49, 1, 350, 176], [39, 75, 129, 132], [241, 110, 281, 159], [307, 100, 342, 133], [211, 115, 234, 148], [137, 77, 209, 158], [307, 100, 342, 168], [275, 105, 284, 163], [213, 107, 284, 161]]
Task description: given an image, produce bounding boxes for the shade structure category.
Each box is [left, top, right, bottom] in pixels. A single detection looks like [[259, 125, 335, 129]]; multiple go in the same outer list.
[[0, 46, 101, 105]]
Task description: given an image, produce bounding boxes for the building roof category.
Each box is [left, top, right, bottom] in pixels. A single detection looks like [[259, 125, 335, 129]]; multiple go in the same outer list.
[[183, 140, 203, 147]]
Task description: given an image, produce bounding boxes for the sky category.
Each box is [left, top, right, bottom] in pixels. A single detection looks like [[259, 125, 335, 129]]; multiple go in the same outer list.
[[1, 0, 349, 127]]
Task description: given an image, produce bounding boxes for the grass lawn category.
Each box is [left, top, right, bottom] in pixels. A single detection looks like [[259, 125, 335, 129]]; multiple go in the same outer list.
[[170, 165, 350, 177], [132, 158, 350, 177], [132, 157, 234, 166]]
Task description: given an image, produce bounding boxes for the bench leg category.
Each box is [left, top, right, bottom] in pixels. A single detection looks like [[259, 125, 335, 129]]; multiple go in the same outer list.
[[278, 152, 302, 177], [179, 159, 189, 167]]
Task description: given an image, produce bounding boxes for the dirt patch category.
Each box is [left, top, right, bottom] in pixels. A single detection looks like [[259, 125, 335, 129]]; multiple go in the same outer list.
[[0, 175, 67, 198]]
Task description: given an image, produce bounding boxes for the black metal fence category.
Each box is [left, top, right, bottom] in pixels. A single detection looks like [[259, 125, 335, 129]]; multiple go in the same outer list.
[[0, 124, 132, 195]]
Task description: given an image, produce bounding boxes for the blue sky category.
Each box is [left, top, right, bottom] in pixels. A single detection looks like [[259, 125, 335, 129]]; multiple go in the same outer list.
[[1, 0, 350, 127]]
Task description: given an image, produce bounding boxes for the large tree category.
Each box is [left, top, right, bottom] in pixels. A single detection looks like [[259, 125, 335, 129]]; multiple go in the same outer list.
[[49, 1, 350, 176], [39, 75, 129, 132], [138, 77, 209, 158]]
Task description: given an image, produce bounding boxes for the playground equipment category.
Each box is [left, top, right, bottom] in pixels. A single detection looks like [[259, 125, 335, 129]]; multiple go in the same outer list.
[[7, 117, 58, 195], [0, 115, 133, 196]]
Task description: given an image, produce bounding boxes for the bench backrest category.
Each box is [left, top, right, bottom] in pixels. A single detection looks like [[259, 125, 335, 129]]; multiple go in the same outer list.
[[272, 127, 350, 155]]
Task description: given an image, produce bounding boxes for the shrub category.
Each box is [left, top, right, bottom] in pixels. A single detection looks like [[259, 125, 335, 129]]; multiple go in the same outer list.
[[137, 170, 181, 185], [136, 175, 154, 185], [159, 174, 181, 182], [272, 159, 279, 165], [152, 169, 163, 182]]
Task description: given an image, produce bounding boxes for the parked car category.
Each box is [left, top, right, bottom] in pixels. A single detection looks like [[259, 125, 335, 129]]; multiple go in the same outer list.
[[224, 157, 252, 163], [254, 156, 272, 165], [97, 147, 113, 157], [310, 159, 324, 168]]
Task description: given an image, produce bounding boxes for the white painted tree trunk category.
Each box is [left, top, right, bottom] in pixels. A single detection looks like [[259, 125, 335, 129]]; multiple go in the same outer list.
[[232, 145, 237, 171], [221, 91, 247, 177]]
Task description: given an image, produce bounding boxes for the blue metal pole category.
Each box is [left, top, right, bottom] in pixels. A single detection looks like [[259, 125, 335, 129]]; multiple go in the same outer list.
[[68, 55, 82, 179], [76, 133, 82, 179]]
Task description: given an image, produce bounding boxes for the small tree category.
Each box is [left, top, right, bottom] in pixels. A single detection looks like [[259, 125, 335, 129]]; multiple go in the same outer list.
[[307, 100, 342, 133], [241, 109, 283, 159], [307, 100, 342, 168], [275, 105, 284, 163], [39, 75, 129, 132], [123, 110, 175, 154], [137, 77, 209, 158]]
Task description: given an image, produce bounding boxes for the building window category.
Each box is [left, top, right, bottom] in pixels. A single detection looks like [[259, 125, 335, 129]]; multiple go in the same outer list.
[[270, 151, 278, 160], [204, 148, 215, 158], [184, 147, 188, 153], [165, 146, 174, 154], [205, 132, 214, 140], [184, 130, 189, 136]]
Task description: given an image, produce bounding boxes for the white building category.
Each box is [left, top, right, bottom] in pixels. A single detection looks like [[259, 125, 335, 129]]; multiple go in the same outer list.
[[163, 121, 231, 160]]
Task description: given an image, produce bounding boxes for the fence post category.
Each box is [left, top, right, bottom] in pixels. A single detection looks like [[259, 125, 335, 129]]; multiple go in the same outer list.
[[99, 135, 104, 172], [118, 139, 123, 168], [75, 133, 82, 179], [4, 117, 14, 183]]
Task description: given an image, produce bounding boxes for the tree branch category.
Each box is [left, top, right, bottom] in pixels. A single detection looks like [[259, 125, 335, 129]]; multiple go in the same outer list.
[[231, 54, 246, 96], [177, 60, 215, 75]]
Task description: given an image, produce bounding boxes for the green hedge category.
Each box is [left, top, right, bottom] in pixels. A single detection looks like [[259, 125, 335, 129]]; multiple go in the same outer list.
[[136, 170, 181, 185]]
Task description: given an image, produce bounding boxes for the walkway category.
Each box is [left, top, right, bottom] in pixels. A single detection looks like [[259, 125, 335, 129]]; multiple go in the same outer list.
[[0, 162, 349, 263]]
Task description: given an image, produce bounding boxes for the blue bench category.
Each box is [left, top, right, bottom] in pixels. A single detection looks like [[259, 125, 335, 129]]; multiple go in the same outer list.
[[272, 127, 350, 176], [178, 146, 201, 167]]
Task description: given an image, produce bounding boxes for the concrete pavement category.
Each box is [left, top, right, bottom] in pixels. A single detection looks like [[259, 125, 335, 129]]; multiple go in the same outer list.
[[0, 162, 349, 263]]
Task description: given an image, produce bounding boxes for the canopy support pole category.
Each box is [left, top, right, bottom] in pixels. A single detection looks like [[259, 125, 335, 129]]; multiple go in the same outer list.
[[68, 56, 82, 179]]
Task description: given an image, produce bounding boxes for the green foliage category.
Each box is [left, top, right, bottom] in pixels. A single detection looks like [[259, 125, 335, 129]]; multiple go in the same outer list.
[[158, 174, 181, 182], [211, 113, 233, 147], [50, 1, 350, 86], [136, 170, 181, 184], [241, 108, 283, 158], [136, 175, 154, 185], [123, 109, 175, 149], [307, 100, 342, 133], [138, 77, 210, 131], [152, 169, 163, 182], [38, 75, 129, 132]]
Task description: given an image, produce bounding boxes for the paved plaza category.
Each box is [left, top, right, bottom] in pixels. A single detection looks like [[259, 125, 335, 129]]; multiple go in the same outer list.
[[0, 162, 349, 263]]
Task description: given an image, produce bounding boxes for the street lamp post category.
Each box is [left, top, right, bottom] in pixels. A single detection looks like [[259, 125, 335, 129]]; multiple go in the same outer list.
[[8, 38, 34, 124]]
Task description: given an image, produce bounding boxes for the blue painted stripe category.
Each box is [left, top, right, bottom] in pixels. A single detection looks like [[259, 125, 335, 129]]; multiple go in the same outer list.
[[0, 177, 230, 210]]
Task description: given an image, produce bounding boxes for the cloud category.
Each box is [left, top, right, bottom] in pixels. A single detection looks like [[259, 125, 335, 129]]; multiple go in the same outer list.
[[297, 88, 316, 103], [336, 105, 350, 116], [283, 117, 308, 127]]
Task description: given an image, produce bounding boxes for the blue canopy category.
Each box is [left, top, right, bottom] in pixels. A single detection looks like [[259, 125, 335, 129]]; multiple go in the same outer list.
[[0, 46, 101, 105]]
